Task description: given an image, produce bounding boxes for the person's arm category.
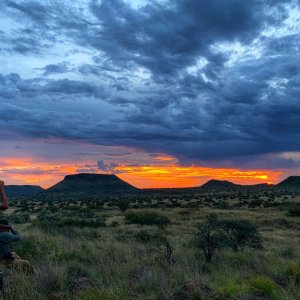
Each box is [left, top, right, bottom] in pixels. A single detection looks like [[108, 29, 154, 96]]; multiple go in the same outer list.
[[0, 181, 8, 210], [0, 229, 21, 244]]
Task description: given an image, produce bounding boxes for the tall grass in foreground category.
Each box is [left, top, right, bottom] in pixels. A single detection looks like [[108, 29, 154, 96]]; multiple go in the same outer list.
[[0, 203, 299, 299]]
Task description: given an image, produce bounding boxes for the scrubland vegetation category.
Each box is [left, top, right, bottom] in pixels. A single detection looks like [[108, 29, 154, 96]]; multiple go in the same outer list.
[[1, 189, 300, 299]]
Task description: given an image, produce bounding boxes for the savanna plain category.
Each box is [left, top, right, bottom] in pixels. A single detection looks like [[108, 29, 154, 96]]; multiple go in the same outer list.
[[1, 189, 300, 300]]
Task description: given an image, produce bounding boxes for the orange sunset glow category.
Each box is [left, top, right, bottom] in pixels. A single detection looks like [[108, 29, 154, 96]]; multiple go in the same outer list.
[[0, 156, 282, 189]]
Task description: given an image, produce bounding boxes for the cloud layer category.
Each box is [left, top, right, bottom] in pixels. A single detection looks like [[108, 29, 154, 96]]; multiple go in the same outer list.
[[0, 0, 300, 171]]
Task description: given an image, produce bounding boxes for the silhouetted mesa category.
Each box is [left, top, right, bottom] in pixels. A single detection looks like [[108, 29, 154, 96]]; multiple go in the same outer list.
[[46, 173, 137, 195]]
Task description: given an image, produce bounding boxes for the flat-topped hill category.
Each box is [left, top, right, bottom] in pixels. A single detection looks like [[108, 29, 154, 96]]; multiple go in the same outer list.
[[46, 173, 137, 194]]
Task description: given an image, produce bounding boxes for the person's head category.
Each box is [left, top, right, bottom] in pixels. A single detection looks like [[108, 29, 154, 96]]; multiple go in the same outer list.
[[0, 219, 11, 232]]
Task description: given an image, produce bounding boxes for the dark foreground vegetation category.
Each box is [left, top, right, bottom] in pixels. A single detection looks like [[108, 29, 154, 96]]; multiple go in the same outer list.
[[1, 188, 300, 299]]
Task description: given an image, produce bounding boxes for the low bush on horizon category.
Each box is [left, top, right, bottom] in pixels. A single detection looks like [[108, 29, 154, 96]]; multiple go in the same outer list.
[[125, 211, 171, 229]]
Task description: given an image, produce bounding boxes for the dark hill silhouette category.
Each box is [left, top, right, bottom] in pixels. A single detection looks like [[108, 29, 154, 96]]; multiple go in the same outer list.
[[276, 176, 300, 189], [5, 185, 44, 197], [200, 179, 238, 189], [4, 174, 300, 198], [47, 173, 137, 194]]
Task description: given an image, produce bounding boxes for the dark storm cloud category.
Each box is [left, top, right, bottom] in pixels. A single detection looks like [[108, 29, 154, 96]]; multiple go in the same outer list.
[[0, 0, 300, 170], [86, 0, 288, 77], [41, 62, 71, 76], [0, 73, 108, 98]]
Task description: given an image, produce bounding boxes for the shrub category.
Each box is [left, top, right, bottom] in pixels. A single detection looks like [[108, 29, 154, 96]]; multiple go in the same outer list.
[[36, 264, 69, 294], [8, 212, 30, 224], [110, 221, 119, 227], [37, 209, 57, 221], [220, 220, 262, 251], [13, 238, 39, 258], [125, 212, 171, 229], [60, 218, 106, 228], [214, 278, 243, 300], [287, 205, 300, 217], [285, 262, 300, 284], [248, 199, 263, 208], [117, 200, 130, 212], [77, 288, 129, 300], [249, 275, 277, 298], [134, 230, 165, 245], [192, 213, 227, 262]]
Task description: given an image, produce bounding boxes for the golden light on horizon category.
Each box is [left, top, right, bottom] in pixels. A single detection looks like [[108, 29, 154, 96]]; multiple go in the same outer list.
[[0, 156, 283, 189], [117, 165, 282, 188]]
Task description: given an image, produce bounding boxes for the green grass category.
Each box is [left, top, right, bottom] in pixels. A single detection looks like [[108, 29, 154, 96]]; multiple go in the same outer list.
[[249, 275, 277, 299], [0, 193, 299, 299]]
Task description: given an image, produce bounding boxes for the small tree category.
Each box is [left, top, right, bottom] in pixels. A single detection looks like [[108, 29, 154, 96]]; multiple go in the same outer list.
[[220, 220, 262, 251], [117, 200, 130, 212], [193, 213, 226, 262]]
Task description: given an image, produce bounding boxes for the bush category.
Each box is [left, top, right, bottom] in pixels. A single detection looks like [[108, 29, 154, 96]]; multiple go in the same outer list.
[[125, 212, 171, 229], [13, 238, 39, 258], [134, 230, 165, 245], [285, 262, 300, 284], [60, 218, 106, 228], [249, 275, 277, 298], [220, 220, 262, 251], [117, 200, 130, 212], [36, 264, 69, 294], [8, 212, 30, 224], [192, 213, 227, 262], [214, 278, 243, 300], [77, 288, 129, 300], [287, 205, 300, 217]]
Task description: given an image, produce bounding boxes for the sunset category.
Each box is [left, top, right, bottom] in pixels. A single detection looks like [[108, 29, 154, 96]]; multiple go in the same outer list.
[[0, 0, 299, 298], [0, 154, 282, 188]]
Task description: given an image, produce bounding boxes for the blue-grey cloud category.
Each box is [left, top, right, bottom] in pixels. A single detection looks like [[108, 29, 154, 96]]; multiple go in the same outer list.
[[0, 0, 299, 170]]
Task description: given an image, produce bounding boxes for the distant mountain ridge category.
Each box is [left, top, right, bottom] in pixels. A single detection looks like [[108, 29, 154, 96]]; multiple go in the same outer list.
[[276, 176, 300, 189], [5, 185, 44, 197], [200, 179, 238, 189], [46, 173, 137, 195], [3, 174, 300, 198]]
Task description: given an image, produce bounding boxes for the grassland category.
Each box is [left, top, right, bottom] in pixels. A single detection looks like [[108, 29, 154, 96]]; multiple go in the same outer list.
[[0, 190, 299, 300]]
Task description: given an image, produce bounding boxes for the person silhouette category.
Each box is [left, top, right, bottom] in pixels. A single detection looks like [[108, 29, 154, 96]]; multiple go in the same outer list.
[[0, 181, 8, 211], [0, 181, 34, 274]]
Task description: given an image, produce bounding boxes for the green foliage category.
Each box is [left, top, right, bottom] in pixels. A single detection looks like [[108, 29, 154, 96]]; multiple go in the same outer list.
[[285, 262, 300, 284], [125, 212, 171, 229], [13, 238, 39, 258], [248, 199, 263, 208], [110, 221, 119, 227], [8, 212, 30, 224], [220, 219, 262, 251], [59, 218, 106, 228], [249, 275, 277, 298], [134, 230, 165, 245], [213, 278, 244, 300], [117, 200, 130, 212], [77, 288, 129, 300], [3, 188, 300, 299], [36, 209, 106, 229], [287, 204, 300, 217], [193, 213, 227, 262], [36, 264, 69, 294]]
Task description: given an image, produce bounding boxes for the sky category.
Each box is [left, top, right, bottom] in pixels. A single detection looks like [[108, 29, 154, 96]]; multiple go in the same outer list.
[[0, 0, 300, 188]]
